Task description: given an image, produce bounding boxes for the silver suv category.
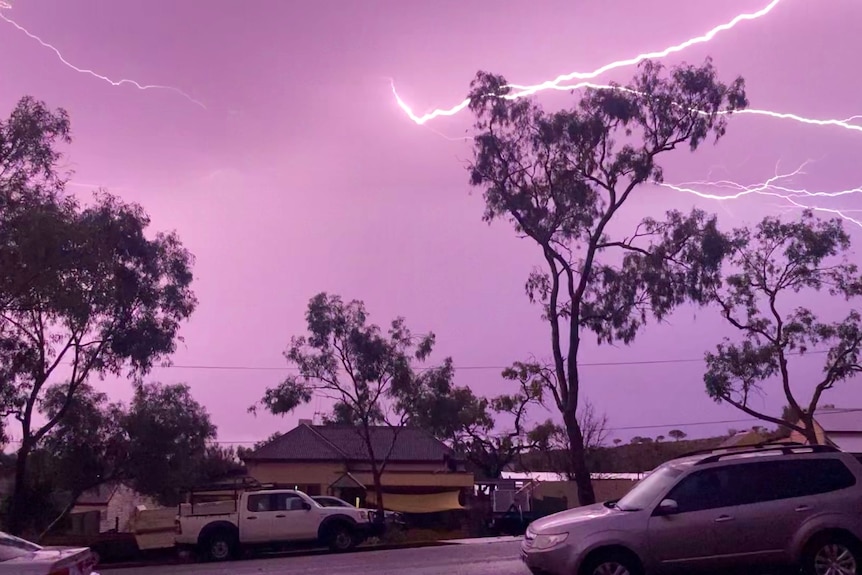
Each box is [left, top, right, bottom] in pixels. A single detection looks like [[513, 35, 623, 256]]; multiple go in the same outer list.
[[521, 443, 862, 575]]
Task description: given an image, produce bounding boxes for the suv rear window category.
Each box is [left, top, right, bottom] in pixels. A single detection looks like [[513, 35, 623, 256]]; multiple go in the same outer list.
[[665, 456, 857, 513], [762, 458, 856, 499]]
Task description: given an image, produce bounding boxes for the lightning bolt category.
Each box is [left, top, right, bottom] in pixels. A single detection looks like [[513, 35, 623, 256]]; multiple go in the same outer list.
[[515, 81, 862, 135], [662, 162, 862, 229], [392, 0, 784, 125], [391, 0, 862, 139], [0, 3, 206, 109]]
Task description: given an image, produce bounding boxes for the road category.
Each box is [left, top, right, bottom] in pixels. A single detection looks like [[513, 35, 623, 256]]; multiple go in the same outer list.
[[101, 541, 527, 575]]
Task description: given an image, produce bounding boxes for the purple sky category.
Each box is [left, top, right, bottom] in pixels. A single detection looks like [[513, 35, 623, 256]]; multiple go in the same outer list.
[[1, 0, 860, 448]]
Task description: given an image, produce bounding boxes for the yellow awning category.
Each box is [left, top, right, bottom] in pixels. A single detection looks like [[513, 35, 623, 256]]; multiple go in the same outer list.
[[366, 491, 464, 514]]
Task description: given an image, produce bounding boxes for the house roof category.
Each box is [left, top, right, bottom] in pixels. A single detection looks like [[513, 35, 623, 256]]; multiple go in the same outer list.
[[718, 429, 765, 449], [76, 483, 119, 505], [814, 409, 862, 433], [242, 424, 455, 463]]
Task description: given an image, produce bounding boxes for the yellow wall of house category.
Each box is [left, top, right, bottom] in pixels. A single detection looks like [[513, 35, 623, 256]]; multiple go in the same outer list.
[[352, 471, 474, 488], [347, 462, 453, 473]]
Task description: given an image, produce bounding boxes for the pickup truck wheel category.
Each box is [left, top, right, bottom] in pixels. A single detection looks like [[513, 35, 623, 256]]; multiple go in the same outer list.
[[328, 525, 356, 552], [803, 533, 861, 575], [206, 532, 236, 562]]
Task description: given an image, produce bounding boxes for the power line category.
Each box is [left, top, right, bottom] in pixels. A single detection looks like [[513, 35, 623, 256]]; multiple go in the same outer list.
[[151, 349, 828, 373], [206, 417, 776, 444], [0, 415, 795, 447]]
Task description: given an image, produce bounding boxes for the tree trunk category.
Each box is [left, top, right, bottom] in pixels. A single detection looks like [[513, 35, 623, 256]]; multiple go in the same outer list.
[[801, 415, 820, 446], [38, 492, 81, 543], [563, 409, 595, 506], [7, 442, 31, 536], [371, 468, 385, 524]]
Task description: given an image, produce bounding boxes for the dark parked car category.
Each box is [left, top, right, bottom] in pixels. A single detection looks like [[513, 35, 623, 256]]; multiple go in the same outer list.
[[312, 496, 406, 531]]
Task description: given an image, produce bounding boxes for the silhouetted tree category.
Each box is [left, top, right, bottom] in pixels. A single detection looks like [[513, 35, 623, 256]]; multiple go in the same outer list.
[[34, 381, 221, 536], [237, 432, 284, 460], [35, 383, 126, 538], [0, 97, 197, 534], [704, 211, 862, 445], [528, 397, 608, 479], [399, 358, 541, 479], [465, 58, 747, 504], [668, 429, 687, 441], [124, 382, 219, 506], [251, 293, 439, 516]]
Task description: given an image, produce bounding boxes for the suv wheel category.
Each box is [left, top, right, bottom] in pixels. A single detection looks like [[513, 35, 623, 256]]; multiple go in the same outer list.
[[581, 552, 642, 575], [804, 534, 861, 575]]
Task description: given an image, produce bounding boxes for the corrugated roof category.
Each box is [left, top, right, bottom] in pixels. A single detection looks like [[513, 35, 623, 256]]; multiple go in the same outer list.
[[243, 424, 454, 463], [718, 430, 765, 449], [815, 409, 862, 433]]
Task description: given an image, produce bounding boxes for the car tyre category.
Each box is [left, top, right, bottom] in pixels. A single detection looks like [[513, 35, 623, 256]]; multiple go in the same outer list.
[[328, 524, 356, 552], [206, 530, 237, 562], [802, 533, 862, 575], [580, 550, 643, 575]]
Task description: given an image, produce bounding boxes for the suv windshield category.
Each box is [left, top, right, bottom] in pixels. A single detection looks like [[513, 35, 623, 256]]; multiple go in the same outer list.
[[616, 466, 684, 511]]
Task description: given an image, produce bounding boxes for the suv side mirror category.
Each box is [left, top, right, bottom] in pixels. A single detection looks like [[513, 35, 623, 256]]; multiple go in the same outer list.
[[654, 499, 678, 516], [301, 501, 311, 511]]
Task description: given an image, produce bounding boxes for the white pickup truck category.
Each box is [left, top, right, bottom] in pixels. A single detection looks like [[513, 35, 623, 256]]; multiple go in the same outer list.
[[175, 488, 377, 561]]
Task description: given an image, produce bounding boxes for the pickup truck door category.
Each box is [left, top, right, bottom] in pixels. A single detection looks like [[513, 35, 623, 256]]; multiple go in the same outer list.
[[243, 493, 277, 543], [271, 492, 318, 541]]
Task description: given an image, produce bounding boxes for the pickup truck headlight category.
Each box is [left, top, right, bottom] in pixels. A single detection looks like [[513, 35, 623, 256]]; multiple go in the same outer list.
[[533, 532, 568, 550], [358, 510, 369, 521]]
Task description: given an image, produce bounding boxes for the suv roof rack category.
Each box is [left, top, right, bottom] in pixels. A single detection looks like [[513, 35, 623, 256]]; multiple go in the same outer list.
[[679, 440, 806, 459], [694, 443, 840, 466]]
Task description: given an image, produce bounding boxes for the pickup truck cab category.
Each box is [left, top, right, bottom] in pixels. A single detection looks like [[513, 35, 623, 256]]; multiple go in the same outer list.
[[175, 488, 374, 561]]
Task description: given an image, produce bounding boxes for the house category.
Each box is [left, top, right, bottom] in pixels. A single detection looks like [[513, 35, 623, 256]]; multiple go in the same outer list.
[[499, 471, 642, 507], [718, 428, 769, 448], [70, 483, 158, 534], [240, 421, 474, 514], [789, 408, 862, 453]]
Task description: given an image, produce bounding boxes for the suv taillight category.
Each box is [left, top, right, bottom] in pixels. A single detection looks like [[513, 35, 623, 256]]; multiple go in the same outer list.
[[175, 518, 182, 534]]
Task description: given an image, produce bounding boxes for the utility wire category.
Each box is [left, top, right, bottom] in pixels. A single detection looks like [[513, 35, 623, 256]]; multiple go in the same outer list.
[[14, 351, 830, 448], [210, 415, 806, 444], [150, 349, 829, 373], [8, 412, 835, 446]]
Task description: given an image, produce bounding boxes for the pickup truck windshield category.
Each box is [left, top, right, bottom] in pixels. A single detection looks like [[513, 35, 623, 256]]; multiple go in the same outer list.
[[313, 497, 352, 508]]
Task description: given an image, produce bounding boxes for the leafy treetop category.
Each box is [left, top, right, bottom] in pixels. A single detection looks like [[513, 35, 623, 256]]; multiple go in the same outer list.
[[704, 211, 862, 443]]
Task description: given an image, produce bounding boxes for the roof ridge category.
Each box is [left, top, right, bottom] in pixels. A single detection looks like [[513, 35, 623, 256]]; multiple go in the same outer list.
[[303, 423, 349, 459]]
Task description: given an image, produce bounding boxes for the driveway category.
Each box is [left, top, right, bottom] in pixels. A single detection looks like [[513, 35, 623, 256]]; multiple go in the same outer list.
[[101, 540, 527, 575]]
